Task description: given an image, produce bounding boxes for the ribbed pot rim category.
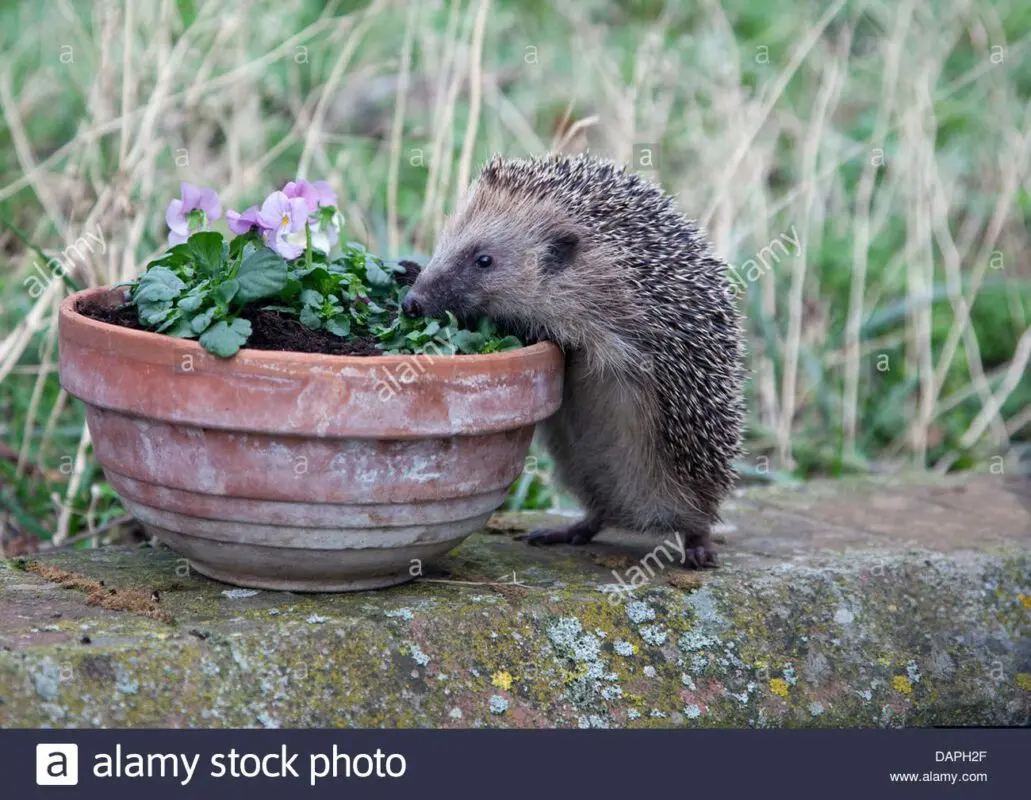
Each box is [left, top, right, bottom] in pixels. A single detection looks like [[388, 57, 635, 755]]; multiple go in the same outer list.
[[58, 286, 565, 438], [60, 286, 559, 368]]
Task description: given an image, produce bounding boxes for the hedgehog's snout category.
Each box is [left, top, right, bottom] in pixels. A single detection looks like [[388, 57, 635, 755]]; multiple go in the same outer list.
[[401, 292, 423, 317], [401, 265, 435, 317], [402, 273, 448, 319]]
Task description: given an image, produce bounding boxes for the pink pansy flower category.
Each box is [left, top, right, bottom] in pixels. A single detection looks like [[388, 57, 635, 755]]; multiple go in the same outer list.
[[165, 183, 221, 246], [277, 179, 342, 256], [226, 205, 262, 235], [283, 179, 338, 214], [257, 191, 309, 260], [282, 180, 317, 213]]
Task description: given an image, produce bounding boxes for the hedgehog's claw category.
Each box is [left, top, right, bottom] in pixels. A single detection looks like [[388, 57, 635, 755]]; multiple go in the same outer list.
[[682, 545, 719, 569]]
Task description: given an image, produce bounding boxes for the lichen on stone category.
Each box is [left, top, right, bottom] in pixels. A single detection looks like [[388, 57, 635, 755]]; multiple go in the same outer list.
[[488, 695, 508, 714], [2, 503, 1028, 729], [625, 600, 655, 623], [769, 678, 789, 699]]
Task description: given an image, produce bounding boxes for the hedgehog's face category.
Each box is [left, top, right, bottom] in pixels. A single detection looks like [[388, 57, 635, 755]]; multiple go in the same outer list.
[[401, 231, 520, 323], [402, 200, 580, 329]]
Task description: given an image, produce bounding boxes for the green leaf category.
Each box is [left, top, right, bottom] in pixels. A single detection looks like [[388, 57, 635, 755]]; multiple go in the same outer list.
[[451, 330, 485, 354], [289, 264, 322, 280], [364, 255, 393, 287], [325, 316, 351, 337], [155, 310, 183, 332], [229, 232, 262, 260], [299, 305, 322, 330], [423, 319, 440, 337], [314, 268, 346, 296], [497, 335, 523, 351], [135, 266, 185, 303], [147, 244, 193, 270], [164, 317, 199, 338], [138, 302, 173, 327], [188, 231, 226, 276], [216, 279, 239, 305], [236, 247, 288, 302], [199, 318, 252, 358], [300, 289, 324, 306], [177, 293, 206, 313], [190, 307, 216, 334]]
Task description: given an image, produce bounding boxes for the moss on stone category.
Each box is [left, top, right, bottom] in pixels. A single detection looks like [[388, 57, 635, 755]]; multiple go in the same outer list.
[[1, 475, 1029, 728]]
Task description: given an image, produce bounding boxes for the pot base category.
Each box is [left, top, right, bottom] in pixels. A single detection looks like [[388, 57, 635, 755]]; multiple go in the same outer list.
[[185, 559, 414, 593], [145, 515, 482, 594]]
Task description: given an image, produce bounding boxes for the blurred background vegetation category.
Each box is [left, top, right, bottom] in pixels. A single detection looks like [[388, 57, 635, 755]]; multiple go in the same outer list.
[[1, 0, 1029, 552]]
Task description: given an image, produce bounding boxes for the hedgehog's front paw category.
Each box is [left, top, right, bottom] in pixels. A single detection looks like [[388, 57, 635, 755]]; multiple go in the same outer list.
[[525, 526, 593, 546], [525, 517, 602, 546]]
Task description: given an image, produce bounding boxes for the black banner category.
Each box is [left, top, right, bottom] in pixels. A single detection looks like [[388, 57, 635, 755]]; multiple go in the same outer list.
[[8, 728, 1027, 798]]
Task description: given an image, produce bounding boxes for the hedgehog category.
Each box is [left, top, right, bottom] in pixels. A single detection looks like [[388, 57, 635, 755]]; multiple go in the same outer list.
[[401, 153, 745, 567]]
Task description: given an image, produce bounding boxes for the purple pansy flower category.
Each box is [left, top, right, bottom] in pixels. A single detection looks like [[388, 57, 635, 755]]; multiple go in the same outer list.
[[226, 205, 261, 235], [257, 191, 309, 260], [165, 183, 221, 246]]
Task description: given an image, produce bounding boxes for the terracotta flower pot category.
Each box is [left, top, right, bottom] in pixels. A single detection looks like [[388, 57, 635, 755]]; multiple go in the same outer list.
[[58, 287, 563, 591]]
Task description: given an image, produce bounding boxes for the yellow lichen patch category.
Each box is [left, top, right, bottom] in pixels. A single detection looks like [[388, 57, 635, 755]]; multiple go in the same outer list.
[[1018, 594, 1031, 609], [769, 678, 789, 699], [1015, 673, 1031, 692], [892, 675, 912, 694], [561, 663, 592, 684], [491, 670, 513, 691]]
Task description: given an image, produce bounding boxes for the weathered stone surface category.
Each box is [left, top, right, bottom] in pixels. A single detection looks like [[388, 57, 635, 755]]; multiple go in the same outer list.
[[1, 472, 1028, 728]]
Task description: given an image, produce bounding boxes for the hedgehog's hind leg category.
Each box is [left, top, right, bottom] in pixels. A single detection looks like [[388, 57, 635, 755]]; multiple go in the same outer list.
[[525, 513, 603, 546]]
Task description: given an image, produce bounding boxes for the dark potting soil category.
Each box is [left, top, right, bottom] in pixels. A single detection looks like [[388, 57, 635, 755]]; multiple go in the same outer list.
[[79, 297, 144, 330], [239, 307, 381, 356], [76, 296, 383, 357]]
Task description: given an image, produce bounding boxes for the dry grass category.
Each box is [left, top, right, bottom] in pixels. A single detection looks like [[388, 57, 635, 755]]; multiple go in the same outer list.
[[1, 0, 1029, 543], [25, 560, 175, 623]]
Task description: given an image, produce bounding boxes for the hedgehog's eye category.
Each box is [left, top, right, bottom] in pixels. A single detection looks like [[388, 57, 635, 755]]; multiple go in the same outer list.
[[475, 254, 493, 269]]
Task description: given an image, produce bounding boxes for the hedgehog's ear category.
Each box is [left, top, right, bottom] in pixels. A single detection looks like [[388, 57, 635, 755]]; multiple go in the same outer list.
[[541, 227, 580, 273]]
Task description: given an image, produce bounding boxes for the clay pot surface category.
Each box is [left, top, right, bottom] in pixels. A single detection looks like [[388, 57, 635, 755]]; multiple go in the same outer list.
[[59, 287, 563, 591]]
